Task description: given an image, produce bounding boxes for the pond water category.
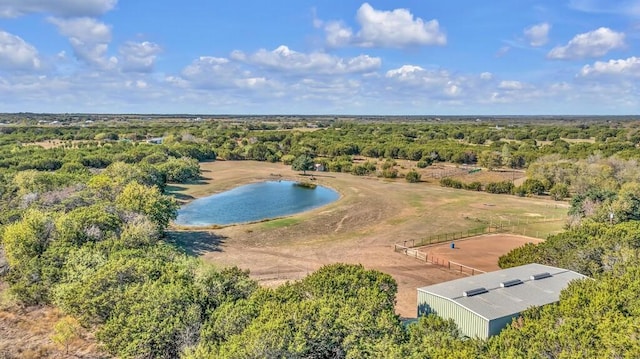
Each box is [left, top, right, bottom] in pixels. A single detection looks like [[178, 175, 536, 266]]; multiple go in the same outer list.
[[174, 180, 340, 226]]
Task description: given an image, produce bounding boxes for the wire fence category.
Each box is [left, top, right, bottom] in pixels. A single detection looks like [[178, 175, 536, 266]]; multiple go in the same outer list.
[[393, 244, 486, 276], [393, 216, 566, 276]]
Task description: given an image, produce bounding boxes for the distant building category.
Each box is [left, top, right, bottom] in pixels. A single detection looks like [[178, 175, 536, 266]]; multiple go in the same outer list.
[[146, 137, 164, 144], [417, 263, 586, 339], [314, 163, 326, 172]]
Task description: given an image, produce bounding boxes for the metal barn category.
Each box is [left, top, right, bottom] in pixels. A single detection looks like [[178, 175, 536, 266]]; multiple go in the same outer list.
[[417, 263, 586, 339]]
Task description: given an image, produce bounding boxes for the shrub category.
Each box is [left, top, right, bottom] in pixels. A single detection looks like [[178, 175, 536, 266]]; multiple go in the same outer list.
[[440, 178, 463, 189], [381, 168, 398, 178], [485, 181, 514, 194], [405, 170, 421, 183], [464, 181, 483, 191]]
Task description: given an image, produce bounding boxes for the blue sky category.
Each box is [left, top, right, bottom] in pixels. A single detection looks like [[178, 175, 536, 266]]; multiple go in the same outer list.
[[0, 0, 639, 115]]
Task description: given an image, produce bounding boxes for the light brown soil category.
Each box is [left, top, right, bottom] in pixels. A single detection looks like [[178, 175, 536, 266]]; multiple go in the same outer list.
[[171, 161, 567, 318], [0, 284, 107, 359], [417, 234, 544, 272]]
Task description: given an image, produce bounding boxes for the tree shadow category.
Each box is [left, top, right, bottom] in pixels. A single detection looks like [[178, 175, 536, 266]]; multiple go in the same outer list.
[[164, 231, 226, 256], [173, 193, 195, 202], [165, 184, 187, 192]]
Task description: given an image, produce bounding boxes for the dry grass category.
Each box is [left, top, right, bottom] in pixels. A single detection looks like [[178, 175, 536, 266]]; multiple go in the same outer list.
[[0, 284, 108, 359], [169, 161, 568, 317]]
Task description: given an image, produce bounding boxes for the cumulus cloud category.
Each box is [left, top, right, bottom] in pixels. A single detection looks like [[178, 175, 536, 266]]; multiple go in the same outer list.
[[547, 27, 625, 60], [325, 3, 446, 48], [48, 17, 116, 68], [231, 45, 381, 75], [119, 41, 162, 73], [180, 56, 265, 90], [182, 56, 230, 78], [0, 30, 41, 70], [580, 57, 640, 77], [385, 65, 425, 79], [385, 65, 463, 98], [524, 22, 551, 47], [0, 0, 117, 18], [325, 21, 353, 48]]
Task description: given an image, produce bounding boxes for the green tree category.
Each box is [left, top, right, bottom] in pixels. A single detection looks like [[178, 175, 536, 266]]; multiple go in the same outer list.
[[549, 183, 569, 201], [115, 181, 178, 229], [478, 150, 502, 171], [291, 154, 314, 175], [158, 156, 201, 183], [1, 209, 52, 268], [52, 316, 81, 354]]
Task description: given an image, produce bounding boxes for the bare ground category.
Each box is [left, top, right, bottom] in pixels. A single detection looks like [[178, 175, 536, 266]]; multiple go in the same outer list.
[[416, 234, 544, 272], [171, 161, 568, 318], [0, 282, 107, 359]]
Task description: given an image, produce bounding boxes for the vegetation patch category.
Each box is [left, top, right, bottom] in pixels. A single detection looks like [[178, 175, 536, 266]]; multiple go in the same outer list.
[[261, 217, 301, 229]]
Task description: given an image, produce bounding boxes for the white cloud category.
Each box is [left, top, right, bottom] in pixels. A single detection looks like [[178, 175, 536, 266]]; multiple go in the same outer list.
[[48, 17, 115, 68], [324, 21, 353, 48], [496, 46, 510, 57], [0, 30, 41, 70], [0, 0, 117, 18], [324, 3, 446, 48], [480, 72, 493, 80], [385, 65, 425, 79], [580, 57, 640, 77], [181, 56, 264, 90], [355, 3, 446, 47], [385, 65, 464, 98], [569, 0, 640, 17], [182, 56, 229, 78], [119, 41, 162, 73], [547, 27, 625, 60], [232, 45, 381, 75], [524, 22, 551, 47], [498, 80, 525, 90]]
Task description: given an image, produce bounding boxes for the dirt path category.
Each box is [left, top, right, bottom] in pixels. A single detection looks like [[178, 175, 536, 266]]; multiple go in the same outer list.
[[172, 161, 566, 318]]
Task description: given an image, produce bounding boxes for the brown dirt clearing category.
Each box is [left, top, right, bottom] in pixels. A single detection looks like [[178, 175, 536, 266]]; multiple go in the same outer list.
[[417, 234, 544, 272]]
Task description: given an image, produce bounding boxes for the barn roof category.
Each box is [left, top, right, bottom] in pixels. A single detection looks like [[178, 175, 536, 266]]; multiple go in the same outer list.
[[417, 263, 587, 321]]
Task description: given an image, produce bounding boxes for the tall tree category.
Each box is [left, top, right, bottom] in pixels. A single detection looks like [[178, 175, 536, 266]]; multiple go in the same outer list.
[[291, 154, 314, 175]]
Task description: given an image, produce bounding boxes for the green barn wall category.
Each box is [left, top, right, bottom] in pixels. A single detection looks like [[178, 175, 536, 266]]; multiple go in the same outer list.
[[418, 291, 490, 339]]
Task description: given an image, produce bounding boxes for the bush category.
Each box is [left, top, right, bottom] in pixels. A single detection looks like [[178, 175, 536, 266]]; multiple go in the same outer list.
[[440, 178, 463, 189], [549, 183, 570, 200], [381, 160, 396, 170], [351, 161, 376, 176], [485, 181, 514, 194], [520, 178, 546, 195], [464, 181, 482, 191], [381, 168, 398, 178], [405, 170, 421, 183]]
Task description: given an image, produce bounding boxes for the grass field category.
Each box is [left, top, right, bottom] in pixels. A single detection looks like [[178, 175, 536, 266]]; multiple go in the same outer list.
[[169, 160, 569, 317]]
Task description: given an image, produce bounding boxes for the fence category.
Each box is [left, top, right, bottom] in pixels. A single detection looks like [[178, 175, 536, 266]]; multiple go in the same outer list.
[[393, 215, 566, 276], [393, 244, 486, 276]]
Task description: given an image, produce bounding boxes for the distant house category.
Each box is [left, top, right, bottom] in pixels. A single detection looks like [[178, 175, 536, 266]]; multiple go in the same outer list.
[[417, 263, 586, 339], [146, 137, 164, 144], [314, 163, 326, 172]]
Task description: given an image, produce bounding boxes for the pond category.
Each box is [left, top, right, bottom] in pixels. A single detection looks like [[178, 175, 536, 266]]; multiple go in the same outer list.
[[174, 180, 340, 226]]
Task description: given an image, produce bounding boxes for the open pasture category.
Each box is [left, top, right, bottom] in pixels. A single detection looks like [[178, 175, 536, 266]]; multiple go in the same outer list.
[[171, 160, 568, 317]]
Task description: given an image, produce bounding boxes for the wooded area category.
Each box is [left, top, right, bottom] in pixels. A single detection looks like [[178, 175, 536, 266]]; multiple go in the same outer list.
[[1, 115, 640, 357]]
